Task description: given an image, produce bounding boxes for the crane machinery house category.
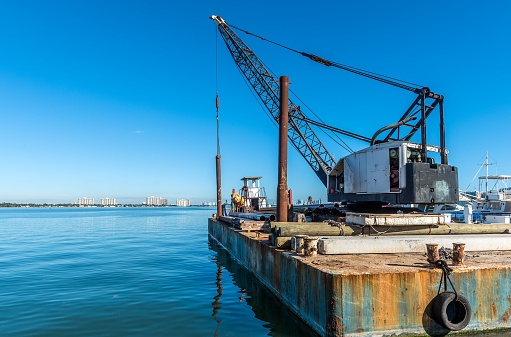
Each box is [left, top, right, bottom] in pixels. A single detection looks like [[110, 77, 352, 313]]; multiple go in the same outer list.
[[327, 141, 458, 204]]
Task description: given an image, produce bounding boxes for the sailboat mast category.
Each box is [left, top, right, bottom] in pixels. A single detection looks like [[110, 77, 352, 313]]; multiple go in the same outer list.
[[485, 151, 489, 195]]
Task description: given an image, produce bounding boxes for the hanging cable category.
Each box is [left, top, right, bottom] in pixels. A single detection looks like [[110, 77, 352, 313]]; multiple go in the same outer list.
[[216, 29, 221, 157], [229, 23, 303, 54], [229, 23, 425, 91], [215, 27, 223, 217], [289, 89, 354, 153], [235, 66, 278, 129], [256, 57, 353, 154]]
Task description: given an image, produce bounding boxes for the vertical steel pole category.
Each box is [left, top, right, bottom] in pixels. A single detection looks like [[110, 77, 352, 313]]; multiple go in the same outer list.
[[277, 76, 289, 222], [216, 155, 222, 216], [420, 91, 427, 162], [439, 98, 447, 164], [216, 94, 222, 217], [485, 151, 489, 195]]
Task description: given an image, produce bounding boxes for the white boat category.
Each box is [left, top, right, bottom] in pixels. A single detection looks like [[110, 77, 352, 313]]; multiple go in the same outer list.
[[431, 152, 511, 224], [468, 175, 511, 223]]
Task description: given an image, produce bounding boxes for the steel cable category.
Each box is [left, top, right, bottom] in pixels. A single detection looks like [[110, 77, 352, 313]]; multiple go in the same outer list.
[[256, 57, 353, 154], [216, 28, 221, 156], [229, 23, 425, 90], [234, 65, 279, 129]]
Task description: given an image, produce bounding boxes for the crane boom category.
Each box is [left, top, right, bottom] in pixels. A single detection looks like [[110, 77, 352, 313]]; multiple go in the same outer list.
[[211, 15, 336, 186], [220, 20, 448, 165], [212, 15, 459, 206]]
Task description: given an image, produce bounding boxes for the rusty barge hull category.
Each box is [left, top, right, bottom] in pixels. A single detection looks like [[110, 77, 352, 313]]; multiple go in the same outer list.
[[208, 218, 511, 337]]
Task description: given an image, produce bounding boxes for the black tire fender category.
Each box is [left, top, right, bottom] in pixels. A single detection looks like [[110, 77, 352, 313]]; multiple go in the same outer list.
[[433, 291, 471, 331]]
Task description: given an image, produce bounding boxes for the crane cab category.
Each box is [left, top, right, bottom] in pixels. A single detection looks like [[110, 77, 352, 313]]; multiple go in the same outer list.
[[327, 141, 458, 205]]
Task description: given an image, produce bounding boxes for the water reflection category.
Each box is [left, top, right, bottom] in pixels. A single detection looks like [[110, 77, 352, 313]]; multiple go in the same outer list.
[[212, 261, 223, 337], [208, 237, 319, 337]]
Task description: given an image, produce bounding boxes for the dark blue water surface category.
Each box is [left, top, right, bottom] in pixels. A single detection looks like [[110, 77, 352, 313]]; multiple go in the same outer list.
[[0, 207, 318, 336]]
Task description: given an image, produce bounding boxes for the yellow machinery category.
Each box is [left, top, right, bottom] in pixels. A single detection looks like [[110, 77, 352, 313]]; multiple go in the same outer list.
[[231, 192, 244, 212]]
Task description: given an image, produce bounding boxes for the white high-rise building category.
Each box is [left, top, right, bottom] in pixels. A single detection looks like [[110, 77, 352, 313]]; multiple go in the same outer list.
[[176, 199, 190, 207], [101, 198, 116, 206], [146, 196, 168, 206], [78, 197, 94, 205]]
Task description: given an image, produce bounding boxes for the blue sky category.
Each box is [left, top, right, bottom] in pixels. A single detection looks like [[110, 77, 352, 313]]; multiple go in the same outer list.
[[0, 1, 509, 204]]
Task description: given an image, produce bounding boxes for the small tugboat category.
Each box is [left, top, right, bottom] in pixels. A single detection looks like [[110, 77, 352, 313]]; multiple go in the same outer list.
[[231, 176, 268, 212], [228, 176, 275, 222]]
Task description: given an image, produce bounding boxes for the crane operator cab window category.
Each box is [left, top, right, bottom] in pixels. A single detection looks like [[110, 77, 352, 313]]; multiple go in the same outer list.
[[406, 148, 422, 163], [406, 148, 436, 164]]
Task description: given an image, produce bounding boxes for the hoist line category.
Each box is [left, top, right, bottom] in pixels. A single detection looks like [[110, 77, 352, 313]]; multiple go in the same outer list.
[[229, 23, 425, 91], [256, 57, 353, 154], [216, 28, 220, 157], [229, 23, 302, 54], [216, 28, 219, 92], [235, 56, 351, 155], [235, 65, 279, 129], [288, 89, 354, 154]]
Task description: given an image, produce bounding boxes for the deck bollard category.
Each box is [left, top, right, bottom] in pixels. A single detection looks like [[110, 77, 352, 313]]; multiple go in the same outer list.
[[295, 235, 307, 254], [453, 243, 466, 266], [426, 243, 439, 264], [303, 237, 319, 257]]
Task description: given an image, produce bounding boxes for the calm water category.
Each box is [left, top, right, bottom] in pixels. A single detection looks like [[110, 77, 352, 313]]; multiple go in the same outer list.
[[0, 207, 318, 336]]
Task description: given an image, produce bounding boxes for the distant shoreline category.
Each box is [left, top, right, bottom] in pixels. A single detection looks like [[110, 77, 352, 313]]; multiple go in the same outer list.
[[0, 203, 214, 208]]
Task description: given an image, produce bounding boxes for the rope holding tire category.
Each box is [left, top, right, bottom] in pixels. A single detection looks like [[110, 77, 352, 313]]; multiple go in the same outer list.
[[431, 259, 472, 331]]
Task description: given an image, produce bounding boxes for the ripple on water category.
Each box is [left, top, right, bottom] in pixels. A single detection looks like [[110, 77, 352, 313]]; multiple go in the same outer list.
[[0, 208, 319, 337]]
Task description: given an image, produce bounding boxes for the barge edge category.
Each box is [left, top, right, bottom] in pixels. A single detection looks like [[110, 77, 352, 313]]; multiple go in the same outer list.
[[208, 217, 511, 337]]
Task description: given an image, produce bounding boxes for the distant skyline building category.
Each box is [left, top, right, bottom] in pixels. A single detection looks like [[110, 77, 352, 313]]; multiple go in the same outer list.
[[101, 198, 116, 206], [146, 196, 168, 206], [176, 199, 190, 207], [78, 197, 94, 205]]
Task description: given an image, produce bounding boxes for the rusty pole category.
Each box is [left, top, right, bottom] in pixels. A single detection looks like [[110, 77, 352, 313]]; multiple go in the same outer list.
[[277, 76, 289, 222], [216, 155, 222, 216], [216, 93, 222, 217]]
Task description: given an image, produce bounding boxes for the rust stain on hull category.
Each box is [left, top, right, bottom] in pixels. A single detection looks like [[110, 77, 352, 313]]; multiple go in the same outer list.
[[209, 218, 511, 337]]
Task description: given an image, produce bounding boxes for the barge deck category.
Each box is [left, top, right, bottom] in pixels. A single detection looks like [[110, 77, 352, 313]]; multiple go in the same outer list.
[[208, 217, 511, 336]]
